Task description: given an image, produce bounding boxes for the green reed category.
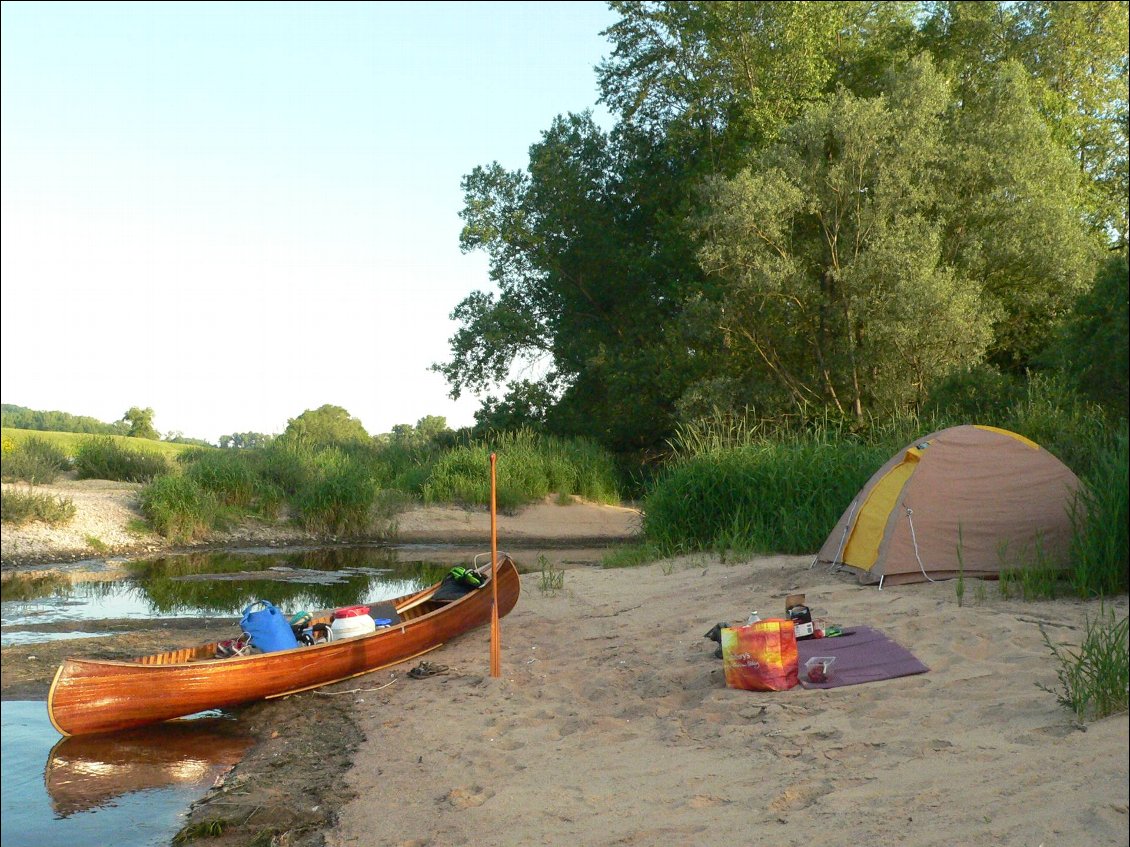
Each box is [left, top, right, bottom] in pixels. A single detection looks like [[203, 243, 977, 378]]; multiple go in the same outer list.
[[996, 534, 1068, 600], [641, 434, 890, 556], [421, 429, 620, 509], [1038, 605, 1129, 723], [293, 448, 378, 535], [536, 554, 565, 596], [180, 447, 282, 517]]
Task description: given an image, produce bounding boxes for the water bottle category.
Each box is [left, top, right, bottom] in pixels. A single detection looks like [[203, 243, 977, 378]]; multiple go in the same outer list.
[[745, 610, 761, 625]]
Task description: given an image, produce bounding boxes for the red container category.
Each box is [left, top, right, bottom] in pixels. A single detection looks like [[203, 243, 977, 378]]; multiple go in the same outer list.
[[332, 605, 371, 619]]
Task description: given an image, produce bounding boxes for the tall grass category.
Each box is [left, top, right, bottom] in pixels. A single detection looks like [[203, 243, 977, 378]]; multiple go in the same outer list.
[[138, 474, 224, 543], [74, 436, 170, 483], [293, 448, 377, 535], [1001, 373, 1108, 478], [422, 429, 620, 509], [996, 534, 1066, 600], [1068, 423, 1129, 598], [180, 447, 282, 516], [642, 426, 890, 557]]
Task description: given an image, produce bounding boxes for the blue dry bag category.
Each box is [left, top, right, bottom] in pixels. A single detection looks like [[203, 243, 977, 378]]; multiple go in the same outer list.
[[241, 600, 300, 653]]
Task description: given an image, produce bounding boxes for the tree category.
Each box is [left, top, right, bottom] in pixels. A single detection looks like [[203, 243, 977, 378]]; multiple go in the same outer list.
[[281, 405, 369, 448], [696, 57, 990, 417], [122, 407, 159, 440], [472, 380, 556, 433], [1043, 254, 1130, 415], [436, 112, 705, 455], [598, 2, 917, 167], [921, 1, 1129, 248], [383, 416, 456, 450], [940, 60, 1099, 370], [437, 1, 1116, 452], [694, 56, 1093, 418]]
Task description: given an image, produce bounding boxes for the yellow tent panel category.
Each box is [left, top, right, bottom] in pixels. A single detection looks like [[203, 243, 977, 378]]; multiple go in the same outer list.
[[840, 448, 920, 571]]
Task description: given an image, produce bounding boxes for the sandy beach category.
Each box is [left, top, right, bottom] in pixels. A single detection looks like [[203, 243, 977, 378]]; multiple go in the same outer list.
[[324, 554, 1128, 847], [2, 485, 1127, 846]]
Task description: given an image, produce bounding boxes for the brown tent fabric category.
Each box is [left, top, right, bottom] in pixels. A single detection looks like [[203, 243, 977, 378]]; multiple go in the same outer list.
[[816, 425, 1082, 586]]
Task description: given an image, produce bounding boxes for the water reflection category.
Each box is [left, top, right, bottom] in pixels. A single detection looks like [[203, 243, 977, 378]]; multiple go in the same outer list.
[[1, 545, 469, 644], [45, 717, 254, 818], [2, 701, 218, 847], [130, 546, 448, 615]]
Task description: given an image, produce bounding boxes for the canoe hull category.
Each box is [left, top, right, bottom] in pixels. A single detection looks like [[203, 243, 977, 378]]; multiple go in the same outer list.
[[48, 557, 520, 736]]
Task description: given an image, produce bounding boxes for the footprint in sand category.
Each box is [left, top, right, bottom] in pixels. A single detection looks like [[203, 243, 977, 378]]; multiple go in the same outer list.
[[768, 780, 831, 812], [445, 786, 495, 809]]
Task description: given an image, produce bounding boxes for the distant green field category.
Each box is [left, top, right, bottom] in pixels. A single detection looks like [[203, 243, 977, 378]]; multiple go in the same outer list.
[[1, 428, 203, 460]]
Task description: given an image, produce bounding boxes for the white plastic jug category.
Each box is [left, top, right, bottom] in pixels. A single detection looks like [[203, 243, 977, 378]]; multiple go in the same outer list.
[[330, 606, 377, 640]]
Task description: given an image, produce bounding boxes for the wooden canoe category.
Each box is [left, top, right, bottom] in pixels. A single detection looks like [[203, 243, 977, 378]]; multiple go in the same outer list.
[[48, 556, 521, 736]]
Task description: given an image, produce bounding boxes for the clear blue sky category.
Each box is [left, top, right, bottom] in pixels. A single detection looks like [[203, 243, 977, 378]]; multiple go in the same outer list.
[[1, 1, 617, 442]]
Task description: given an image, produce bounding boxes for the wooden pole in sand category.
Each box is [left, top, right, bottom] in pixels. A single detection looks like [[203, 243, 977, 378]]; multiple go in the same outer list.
[[489, 452, 501, 678]]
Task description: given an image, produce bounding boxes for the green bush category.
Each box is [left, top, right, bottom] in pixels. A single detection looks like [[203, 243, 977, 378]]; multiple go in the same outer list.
[[922, 365, 1023, 424], [75, 436, 169, 483], [0, 436, 70, 484], [1, 488, 76, 526], [1042, 254, 1129, 417], [138, 474, 223, 543]]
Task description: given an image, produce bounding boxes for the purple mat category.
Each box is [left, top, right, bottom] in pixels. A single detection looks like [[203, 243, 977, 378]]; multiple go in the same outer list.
[[796, 626, 929, 689]]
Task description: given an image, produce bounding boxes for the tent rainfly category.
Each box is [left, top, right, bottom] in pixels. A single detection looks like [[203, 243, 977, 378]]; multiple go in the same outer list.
[[816, 425, 1082, 587]]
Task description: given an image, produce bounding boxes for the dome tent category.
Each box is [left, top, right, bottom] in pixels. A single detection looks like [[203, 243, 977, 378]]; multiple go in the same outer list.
[[816, 425, 1082, 587]]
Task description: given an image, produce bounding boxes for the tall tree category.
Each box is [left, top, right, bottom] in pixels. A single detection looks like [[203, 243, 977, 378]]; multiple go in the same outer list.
[[598, 1, 917, 170], [921, 0, 1129, 248], [694, 56, 1093, 417], [940, 60, 1098, 370], [696, 57, 990, 417], [438, 1, 1117, 453], [437, 113, 705, 454]]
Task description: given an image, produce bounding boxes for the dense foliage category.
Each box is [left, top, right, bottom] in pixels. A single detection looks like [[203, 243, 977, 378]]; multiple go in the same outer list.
[[436, 1, 1128, 459]]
